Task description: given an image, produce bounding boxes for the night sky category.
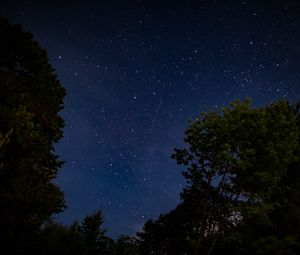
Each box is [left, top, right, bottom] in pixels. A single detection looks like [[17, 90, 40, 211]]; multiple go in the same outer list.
[[1, 0, 300, 238]]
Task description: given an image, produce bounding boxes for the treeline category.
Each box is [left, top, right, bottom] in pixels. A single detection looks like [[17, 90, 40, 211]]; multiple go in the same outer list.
[[38, 211, 139, 255], [1, 18, 300, 254]]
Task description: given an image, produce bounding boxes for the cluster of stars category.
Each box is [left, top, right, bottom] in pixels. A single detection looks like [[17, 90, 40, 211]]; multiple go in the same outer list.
[[2, 0, 300, 237]]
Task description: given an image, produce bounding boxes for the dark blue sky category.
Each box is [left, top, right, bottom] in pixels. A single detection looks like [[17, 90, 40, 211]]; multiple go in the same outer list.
[[2, 0, 300, 238]]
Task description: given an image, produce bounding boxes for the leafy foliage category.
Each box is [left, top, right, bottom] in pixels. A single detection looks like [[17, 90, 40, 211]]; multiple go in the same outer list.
[[139, 99, 300, 255], [0, 18, 66, 252]]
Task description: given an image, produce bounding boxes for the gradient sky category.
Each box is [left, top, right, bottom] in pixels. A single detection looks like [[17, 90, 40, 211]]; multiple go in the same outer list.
[[1, 0, 300, 238]]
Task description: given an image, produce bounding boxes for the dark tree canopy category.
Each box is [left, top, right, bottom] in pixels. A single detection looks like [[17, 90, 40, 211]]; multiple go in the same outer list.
[[39, 210, 127, 255], [138, 99, 300, 255], [80, 210, 107, 254], [0, 18, 66, 252]]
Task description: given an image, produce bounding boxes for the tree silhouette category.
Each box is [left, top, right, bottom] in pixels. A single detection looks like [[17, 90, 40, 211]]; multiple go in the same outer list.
[[80, 210, 110, 254], [0, 18, 66, 253], [139, 99, 300, 255], [171, 99, 299, 254]]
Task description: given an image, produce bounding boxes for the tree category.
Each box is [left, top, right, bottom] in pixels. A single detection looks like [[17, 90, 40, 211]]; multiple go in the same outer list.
[[214, 103, 300, 255], [172, 99, 300, 254], [80, 210, 110, 255], [0, 18, 66, 253], [39, 221, 84, 255], [139, 99, 300, 255]]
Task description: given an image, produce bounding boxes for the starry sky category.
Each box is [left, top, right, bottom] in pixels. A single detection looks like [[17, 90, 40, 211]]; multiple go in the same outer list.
[[1, 0, 300, 238]]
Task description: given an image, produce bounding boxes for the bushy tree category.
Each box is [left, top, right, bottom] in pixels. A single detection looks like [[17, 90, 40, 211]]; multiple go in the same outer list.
[[0, 18, 66, 252], [139, 99, 300, 255], [172, 99, 300, 254]]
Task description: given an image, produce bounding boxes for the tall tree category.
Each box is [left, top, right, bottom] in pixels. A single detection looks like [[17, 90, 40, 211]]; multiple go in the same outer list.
[[172, 99, 299, 254], [0, 18, 66, 253], [139, 99, 300, 255], [80, 210, 109, 255], [214, 102, 300, 255]]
